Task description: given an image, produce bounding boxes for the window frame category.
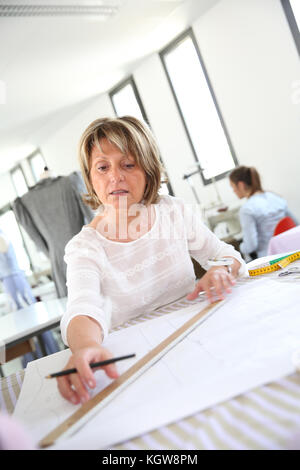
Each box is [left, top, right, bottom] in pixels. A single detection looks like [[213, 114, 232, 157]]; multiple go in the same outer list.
[[109, 75, 174, 196], [160, 28, 238, 186], [109, 75, 150, 125], [281, 0, 300, 56], [10, 163, 29, 197], [27, 149, 47, 183]]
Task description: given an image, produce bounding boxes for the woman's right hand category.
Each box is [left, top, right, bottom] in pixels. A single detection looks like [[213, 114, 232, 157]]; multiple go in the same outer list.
[[57, 343, 119, 405]]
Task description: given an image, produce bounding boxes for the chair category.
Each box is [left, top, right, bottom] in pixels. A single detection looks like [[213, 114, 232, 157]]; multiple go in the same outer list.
[[273, 216, 296, 236]]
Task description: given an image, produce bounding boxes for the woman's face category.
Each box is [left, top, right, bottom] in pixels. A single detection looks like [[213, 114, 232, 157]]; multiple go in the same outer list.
[[230, 180, 245, 199], [89, 138, 147, 209]]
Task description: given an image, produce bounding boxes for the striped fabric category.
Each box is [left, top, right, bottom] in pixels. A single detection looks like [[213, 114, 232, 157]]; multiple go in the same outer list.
[[1, 295, 300, 450], [0, 370, 24, 414], [112, 374, 300, 450]]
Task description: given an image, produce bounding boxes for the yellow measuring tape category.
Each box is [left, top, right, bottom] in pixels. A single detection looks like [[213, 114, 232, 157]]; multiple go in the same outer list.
[[248, 251, 300, 277]]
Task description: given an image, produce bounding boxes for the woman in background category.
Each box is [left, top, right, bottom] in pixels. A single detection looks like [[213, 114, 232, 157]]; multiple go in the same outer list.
[[229, 166, 298, 260], [0, 229, 59, 366]]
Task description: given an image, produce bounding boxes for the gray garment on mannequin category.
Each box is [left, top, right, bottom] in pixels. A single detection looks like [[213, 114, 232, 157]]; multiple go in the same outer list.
[[13, 172, 94, 297]]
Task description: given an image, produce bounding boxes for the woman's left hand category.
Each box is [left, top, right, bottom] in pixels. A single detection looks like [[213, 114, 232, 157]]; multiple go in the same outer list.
[[186, 266, 236, 303]]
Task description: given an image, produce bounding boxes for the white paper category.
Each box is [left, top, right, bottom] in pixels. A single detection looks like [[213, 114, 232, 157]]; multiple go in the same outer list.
[[14, 277, 300, 450]]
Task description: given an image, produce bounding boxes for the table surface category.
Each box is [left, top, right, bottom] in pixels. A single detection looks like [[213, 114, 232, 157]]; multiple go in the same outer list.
[[1, 256, 300, 450], [0, 297, 67, 347]]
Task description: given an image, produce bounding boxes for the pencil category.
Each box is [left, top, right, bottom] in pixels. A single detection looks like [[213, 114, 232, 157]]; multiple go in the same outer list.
[[45, 353, 136, 379]]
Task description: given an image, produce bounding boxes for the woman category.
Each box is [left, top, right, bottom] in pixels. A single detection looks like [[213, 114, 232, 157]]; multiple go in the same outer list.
[[58, 116, 246, 405], [0, 229, 59, 366], [229, 166, 298, 260]]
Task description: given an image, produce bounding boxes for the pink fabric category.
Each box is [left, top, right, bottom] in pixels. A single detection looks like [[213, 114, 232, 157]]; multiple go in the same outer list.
[[0, 413, 35, 450], [268, 225, 300, 255]]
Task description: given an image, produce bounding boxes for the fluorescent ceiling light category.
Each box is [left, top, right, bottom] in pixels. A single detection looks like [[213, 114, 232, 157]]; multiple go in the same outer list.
[[0, 3, 121, 17]]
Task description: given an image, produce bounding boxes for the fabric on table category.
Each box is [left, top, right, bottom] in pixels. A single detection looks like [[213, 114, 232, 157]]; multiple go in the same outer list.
[[1, 296, 300, 450], [268, 226, 300, 255]]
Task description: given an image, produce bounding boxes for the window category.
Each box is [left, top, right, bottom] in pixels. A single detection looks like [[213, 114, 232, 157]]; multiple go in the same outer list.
[[28, 149, 46, 183], [0, 205, 31, 274], [160, 29, 238, 184], [110, 76, 148, 124], [110, 76, 173, 196], [281, 0, 300, 55], [10, 165, 29, 197]]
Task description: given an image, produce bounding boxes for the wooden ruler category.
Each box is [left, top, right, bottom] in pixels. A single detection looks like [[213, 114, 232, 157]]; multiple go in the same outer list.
[[248, 251, 300, 277], [39, 300, 224, 448]]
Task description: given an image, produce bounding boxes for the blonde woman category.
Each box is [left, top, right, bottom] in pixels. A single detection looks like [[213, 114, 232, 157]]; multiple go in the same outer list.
[[58, 116, 246, 404]]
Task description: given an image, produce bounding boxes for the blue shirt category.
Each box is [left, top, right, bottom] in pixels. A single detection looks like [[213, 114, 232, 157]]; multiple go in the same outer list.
[[0, 231, 22, 279], [239, 192, 298, 258]]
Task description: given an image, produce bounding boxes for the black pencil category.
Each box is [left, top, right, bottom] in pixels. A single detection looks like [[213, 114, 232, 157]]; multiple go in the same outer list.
[[45, 353, 136, 379]]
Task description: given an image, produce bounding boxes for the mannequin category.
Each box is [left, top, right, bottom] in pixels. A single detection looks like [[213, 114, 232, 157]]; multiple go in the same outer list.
[[39, 166, 56, 180], [13, 171, 94, 297]]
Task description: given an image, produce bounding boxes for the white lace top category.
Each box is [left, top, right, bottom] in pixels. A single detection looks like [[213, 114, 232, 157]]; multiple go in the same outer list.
[[60, 195, 247, 345]]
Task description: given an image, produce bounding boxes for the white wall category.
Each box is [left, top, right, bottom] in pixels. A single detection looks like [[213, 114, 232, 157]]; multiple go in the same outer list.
[[0, 173, 16, 208], [40, 94, 115, 175]]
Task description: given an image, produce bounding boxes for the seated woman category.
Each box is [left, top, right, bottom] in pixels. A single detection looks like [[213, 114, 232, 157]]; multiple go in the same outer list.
[[58, 116, 247, 405], [229, 166, 298, 260]]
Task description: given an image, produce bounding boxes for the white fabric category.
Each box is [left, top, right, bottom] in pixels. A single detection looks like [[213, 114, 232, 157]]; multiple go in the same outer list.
[[60, 195, 247, 345], [268, 226, 300, 255]]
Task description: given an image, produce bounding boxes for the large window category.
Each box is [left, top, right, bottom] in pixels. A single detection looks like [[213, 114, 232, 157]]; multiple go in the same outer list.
[[160, 29, 238, 184], [28, 149, 46, 183], [110, 76, 148, 124], [10, 164, 29, 197], [281, 0, 300, 55], [109, 76, 173, 196]]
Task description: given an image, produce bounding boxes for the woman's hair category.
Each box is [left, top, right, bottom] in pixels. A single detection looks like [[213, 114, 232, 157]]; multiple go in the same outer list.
[[78, 116, 164, 209], [229, 166, 263, 196]]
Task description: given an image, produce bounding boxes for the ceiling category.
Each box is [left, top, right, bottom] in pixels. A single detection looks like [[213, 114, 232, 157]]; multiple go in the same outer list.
[[0, 0, 220, 173]]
